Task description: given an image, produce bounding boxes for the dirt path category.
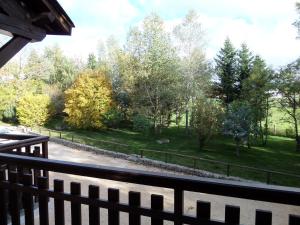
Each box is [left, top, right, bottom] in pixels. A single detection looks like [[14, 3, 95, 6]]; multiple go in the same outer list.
[[32, 142, 300, 225]]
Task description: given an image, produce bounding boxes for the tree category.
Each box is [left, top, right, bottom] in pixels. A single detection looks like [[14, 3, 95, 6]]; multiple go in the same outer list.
[[242, 56, 273, 145], [87, 53, 97, 70], [16, 94, 52, 127], [294, 2, 300, 38], [276, 61, 300, 151], [224, 102, 253, 156], [125, 13, 181, 134], [64, 70, 114, 129], [43, 45, 78, 90], [236, 43, 253, 97], [173, 10, 211, 134], [190, 98, 223, 150], [24, 49, 52, 81], [214, 38, 238, 107]]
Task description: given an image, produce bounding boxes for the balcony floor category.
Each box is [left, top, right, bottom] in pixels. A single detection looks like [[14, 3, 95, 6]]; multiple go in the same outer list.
[[29, 142, 300, 225]]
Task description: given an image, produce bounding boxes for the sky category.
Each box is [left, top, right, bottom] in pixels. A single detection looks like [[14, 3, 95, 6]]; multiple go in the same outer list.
[[26, 0, 300, 68]]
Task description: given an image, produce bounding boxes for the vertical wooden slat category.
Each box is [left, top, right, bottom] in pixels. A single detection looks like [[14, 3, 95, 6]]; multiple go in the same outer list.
[[38, 176, 49, 225], [22, 173, 34, 225], [151, 194, 164, 225], [54, 180, 65, 225], [9, 171, 20, 225], [41, 142, 49, 188], [89, 185, 100, 225], [33, 147, 41, 188], [0, 170, 8, 225], [225, 205, 240, 224], [108, 188, 120, 225], [129, 191, 141, 225], [71, 182, 82, 225], [25, 146, 31, 155], [289, 215, 300, 225], [255, 210, 272, 225], [174, 188, 183, 225], [196, 201, 211, 220]]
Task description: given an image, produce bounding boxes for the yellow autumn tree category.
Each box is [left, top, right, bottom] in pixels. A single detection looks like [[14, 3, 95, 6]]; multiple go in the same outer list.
[[17, 94, 52, 127], [64, 70, 113, 129]]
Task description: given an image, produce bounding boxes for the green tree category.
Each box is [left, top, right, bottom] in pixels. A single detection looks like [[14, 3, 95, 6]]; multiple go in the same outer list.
[[224, 101, 253, 156], [125, 13, 181, 134], [236, 43, 253, 97], [43, 45, 78, 90], [64, 70, 114, 129], [242, 56, 273, 145], [214, 38, 238, 107], [173, 10, 211, 134], [16, 94, 52, 126], [87, 53, 97, 70], [276, 61, 300, 151], [190, 98, 223, 150]]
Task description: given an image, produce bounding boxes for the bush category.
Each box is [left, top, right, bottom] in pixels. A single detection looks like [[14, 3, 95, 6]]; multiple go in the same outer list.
[[16, 94, 52, 127], [190, 98, 223, 150], [64, 70, 114, 129], [132, 114, 151, 133], [102, 108, 123, 128]]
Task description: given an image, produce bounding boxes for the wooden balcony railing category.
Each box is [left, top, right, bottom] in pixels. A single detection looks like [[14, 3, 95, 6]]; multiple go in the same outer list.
[[0, 134, 299, 225]]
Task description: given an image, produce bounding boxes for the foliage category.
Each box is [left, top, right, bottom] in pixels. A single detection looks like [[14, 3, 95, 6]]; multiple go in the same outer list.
[[16, 94, 52, 126], [125, 13, 181, 133], [44, 45, 79, 90], [173, 10, 211, 132], [102, 108, 123, 128], [64, 70, 114, 129], [214, 38, 238, 106], [87, 53, 98, 70], [224, 101, 253, 156], [242, 56, 273, 145], [236, 43, 253, 97], [190, 98, 223, 150], [276, 60, 300, 151], [132, 114, 152, 133]]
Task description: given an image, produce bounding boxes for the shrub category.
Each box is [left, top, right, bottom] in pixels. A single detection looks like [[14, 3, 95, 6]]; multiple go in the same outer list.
[[102, 108, 123, 128], [64, 70, 114, 129], [132, 114, 151, 133], [190, 98, 223, 150], [16, 94, 52, 127]]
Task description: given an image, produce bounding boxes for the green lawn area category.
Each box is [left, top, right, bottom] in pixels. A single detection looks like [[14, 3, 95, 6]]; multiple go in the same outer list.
[[35, 119, 300, 188]]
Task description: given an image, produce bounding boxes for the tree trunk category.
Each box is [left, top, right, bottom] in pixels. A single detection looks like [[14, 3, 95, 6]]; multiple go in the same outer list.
[[185, 108, 189, 135], [295, 117, 300, 152], [236, 140, 240, 157]]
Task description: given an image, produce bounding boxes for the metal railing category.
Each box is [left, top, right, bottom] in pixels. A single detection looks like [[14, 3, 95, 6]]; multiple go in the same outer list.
[[32, 127, 300, 187]]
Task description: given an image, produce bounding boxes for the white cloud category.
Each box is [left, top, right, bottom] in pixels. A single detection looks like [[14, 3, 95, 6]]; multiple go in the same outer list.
[[16, 0, 300, 68]]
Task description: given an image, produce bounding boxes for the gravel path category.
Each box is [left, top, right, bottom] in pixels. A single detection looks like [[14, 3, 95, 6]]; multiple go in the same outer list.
[[31, 142, 300, 225]]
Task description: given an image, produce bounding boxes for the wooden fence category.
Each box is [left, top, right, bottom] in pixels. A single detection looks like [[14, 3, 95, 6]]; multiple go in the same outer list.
[[0, 153, 299, 225]]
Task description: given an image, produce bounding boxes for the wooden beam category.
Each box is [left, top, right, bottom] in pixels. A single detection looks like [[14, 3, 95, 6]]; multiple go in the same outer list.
[[0, 36, 30, 68], [0, 0, 28, 20], [0, 13, 46, 42]]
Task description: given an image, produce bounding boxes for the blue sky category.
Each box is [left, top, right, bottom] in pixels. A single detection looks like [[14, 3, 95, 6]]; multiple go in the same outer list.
[[30, 0, 300, 68]]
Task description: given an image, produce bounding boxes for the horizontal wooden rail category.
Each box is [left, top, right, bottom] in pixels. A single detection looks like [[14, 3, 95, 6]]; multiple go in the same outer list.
[[0, 153, 299, 206]]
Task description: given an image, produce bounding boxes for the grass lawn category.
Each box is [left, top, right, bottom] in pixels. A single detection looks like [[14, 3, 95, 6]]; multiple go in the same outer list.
[[37, 118, 300, 188]]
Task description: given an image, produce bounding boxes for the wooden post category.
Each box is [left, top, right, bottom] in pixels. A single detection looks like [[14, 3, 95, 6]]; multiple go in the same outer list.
[[38, 176, 49, 225], [22, 174, 34, 225], [108, 188, 119, 225], [54, 180, 65, 225], [89, 185, 100, 225], [151, 194, 163, 225], [225, 205, 240, 224], [0, 170, 8, 225], [129, 191, 141, 225], [71, 182, 82, 225]]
